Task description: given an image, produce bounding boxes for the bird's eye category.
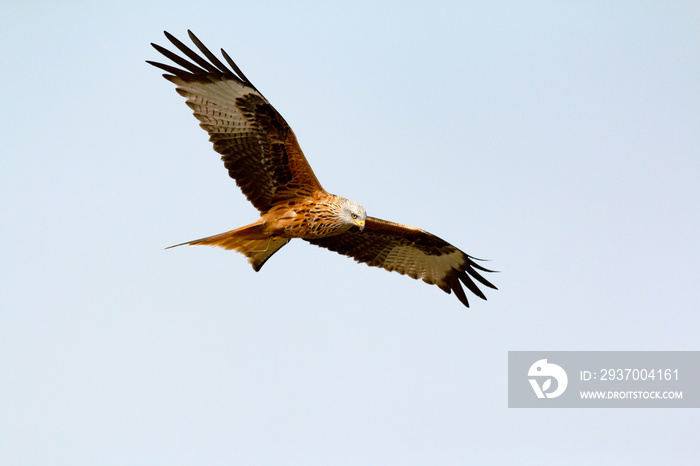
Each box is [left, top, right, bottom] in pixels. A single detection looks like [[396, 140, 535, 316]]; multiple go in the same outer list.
[[351, 213, 358, 219]]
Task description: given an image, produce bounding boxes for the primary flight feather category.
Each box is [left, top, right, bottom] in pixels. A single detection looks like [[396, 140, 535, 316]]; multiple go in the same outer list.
[[148, 30, 496, 308]]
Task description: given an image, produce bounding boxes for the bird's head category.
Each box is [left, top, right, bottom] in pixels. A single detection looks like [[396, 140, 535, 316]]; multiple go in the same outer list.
[[339, 198, 366, 231]]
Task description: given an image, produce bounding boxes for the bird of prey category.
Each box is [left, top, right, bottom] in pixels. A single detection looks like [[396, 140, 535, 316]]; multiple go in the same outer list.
[[148, 31, 496, 308]]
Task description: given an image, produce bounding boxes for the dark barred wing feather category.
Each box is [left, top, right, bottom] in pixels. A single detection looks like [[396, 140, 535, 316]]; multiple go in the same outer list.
[[147, 30, 324, 213], [306, 217, 497, 308]]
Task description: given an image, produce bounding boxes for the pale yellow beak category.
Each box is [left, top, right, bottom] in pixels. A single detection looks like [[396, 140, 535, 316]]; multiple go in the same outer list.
[[354, 219, 365, 231]]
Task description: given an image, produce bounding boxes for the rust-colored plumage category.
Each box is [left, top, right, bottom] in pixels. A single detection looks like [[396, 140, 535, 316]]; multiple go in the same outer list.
[[149, 31, 497, 308]]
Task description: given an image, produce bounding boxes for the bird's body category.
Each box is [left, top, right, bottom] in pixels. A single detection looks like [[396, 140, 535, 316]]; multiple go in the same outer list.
[[260, 195, 366, 239], [149, 31, 496, 308]]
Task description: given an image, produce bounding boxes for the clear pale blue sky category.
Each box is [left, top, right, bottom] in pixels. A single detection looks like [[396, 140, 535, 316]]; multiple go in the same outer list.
[[2, 1, 699, 464]]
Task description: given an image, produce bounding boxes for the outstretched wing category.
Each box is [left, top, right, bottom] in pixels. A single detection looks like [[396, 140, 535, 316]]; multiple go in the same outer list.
[[147, 30, 324, 213], [306, 217, 497, 308]]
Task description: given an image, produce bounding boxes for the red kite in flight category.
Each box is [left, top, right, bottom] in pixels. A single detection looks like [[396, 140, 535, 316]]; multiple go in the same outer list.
[[148, 31, 496, 308]]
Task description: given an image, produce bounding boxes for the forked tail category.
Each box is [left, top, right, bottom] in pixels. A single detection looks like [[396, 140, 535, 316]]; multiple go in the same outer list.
[[167, 220, 289, 271]]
